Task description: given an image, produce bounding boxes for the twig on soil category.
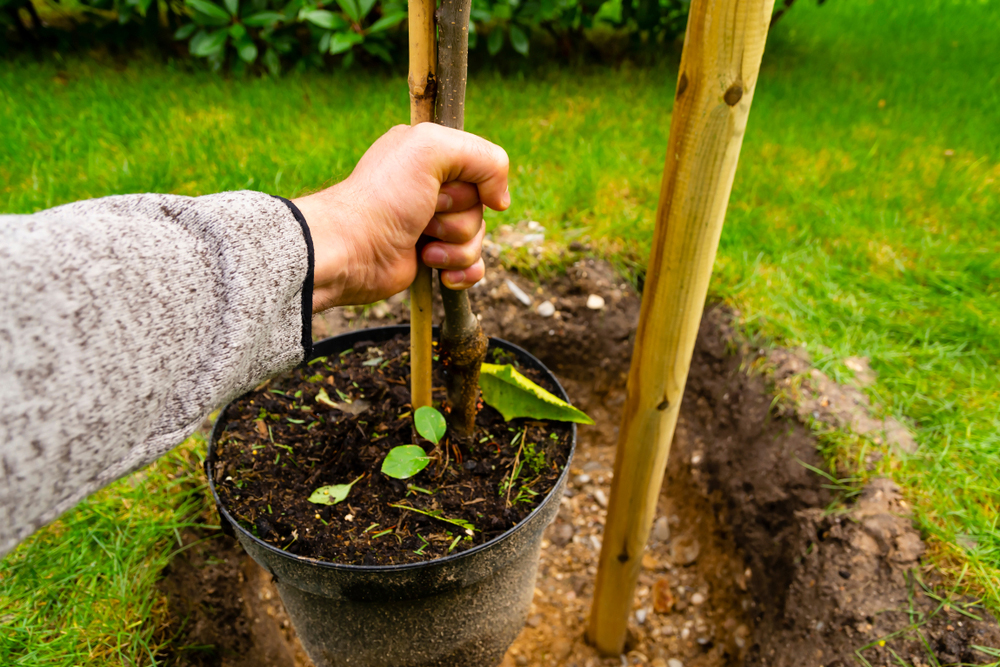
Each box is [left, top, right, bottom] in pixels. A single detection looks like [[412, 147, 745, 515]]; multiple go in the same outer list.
[[388, 502, 476, 535], [503, 427, 528, 507]]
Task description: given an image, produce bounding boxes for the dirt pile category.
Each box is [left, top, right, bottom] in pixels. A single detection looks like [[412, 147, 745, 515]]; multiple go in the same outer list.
[[159, 260, 999, 666]]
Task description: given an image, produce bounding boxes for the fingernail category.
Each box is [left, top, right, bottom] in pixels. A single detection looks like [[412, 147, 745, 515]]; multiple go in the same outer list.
[[426, 217, 445, 238], [443, 269, 467, 289], [502, 187, 511, 208], [437, 193, 453, 211], [424, 246, 447, 266]]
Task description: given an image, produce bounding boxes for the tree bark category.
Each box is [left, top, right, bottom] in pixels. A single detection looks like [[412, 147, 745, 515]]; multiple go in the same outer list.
[[407, 0, 437, 410], [434, 0, 487, 441]]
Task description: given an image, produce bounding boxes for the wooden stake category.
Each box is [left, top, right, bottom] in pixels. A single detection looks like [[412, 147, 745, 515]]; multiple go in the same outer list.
[[433, 0, 487, 441], [586, 0, 775, 655], [407, 0, 437, 410]]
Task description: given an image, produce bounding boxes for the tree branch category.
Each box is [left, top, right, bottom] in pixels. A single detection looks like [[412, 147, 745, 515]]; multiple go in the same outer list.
[[435, 0, 488, 441]]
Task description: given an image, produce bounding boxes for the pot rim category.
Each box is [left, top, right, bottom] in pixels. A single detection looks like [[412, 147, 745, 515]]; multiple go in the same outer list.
[[206, 325, 577, 574]]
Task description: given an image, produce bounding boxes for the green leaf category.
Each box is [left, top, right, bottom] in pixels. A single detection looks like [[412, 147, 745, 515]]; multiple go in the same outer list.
[[487, 27, 503, 55], [318, 30, 331, 53], [335, 0, 360, 22], [509, 23, 529, 55], [243, 10, 282, 26], [479, 363, 594, 424], [414, 406, 446, 444], [301, 8, 348, 29], [381, 445, 431, 479], [357, 0, 376, 19], [236, 36, 258, 62], [187, 0, 231, 20], [223, 0, 238, 17], [262, 46, 280, 75], [470, 7, 491, 22], [308, 474, 363, 505], [228, 22, 246, 38], [190, 28, 229, 56], [328, 30, 363, 54], [362, 40, 392, 63], [174, 23, 198, 39], [366, 10, 405, 33]]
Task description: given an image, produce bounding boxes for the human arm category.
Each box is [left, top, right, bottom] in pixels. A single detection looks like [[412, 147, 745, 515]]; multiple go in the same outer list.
[[0, 124, 509, 558]]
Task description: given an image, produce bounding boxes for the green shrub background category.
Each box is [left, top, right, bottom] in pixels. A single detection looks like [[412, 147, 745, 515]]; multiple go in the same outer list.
[[2, 0, 708, 70]]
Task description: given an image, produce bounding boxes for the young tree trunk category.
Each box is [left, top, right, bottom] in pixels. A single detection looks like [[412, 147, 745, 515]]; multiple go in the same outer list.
[[407, 0, 437, 410], [435, 0, 488, 441], [586, 0, 775, 655]]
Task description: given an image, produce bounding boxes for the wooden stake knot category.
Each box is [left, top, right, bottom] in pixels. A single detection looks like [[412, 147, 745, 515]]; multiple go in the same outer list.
[[724, 81, 744, 106]]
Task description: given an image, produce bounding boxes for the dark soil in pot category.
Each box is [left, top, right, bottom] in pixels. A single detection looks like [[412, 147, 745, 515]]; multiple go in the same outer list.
[[212, 333, 572, 565]]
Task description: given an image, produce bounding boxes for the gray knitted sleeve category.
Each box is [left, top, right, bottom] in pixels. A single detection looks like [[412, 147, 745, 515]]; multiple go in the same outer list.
[[0, 191, 314, 557]]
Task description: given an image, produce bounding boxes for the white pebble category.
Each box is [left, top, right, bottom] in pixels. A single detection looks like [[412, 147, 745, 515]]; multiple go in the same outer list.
[[691, 592, 705, 605], [586, 294, 605, 310], [575, 473, 591, 485], [635, 608, 648, 624], [506, 279, 532, 306], [594, 489, 608, 508], [652, 516, 671, 542], [537, 300, 555, 317], [668, 659, 684, 667]]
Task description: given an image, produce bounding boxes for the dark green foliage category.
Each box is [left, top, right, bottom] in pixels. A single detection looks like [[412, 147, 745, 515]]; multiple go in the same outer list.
[[0, 0, 683, 69], [3, 0, 826, 70], [167, 0, 407, 73]]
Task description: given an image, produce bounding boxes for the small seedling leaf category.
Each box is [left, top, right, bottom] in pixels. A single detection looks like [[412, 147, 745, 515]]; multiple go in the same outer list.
[[308, 474, 363, 505], [414, 406, 447, 444], [479, 363, 594, 424], [381, 445, 431, 479]]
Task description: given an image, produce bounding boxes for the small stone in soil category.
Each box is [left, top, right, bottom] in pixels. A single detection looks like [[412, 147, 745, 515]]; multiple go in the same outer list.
[[575, 473, 591, 485], [690, 592, 705, 605], [506, 279, 533, 306], [652, 516, 671, 542], [537, 300, 555, 317], [667, 660, 684, 667], [670, 537, 700, 565], [586, 294, 606, 310], [652, 577, 674, 613], [594, 489, 608, 508], [550, 522, 575, 547]]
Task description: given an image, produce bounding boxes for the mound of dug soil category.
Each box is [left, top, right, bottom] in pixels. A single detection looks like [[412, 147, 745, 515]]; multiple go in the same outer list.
[[158, 261, 999, 667]]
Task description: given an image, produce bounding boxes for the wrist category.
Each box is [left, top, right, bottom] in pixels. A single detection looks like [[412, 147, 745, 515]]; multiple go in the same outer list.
[[291, 188, 353, 313]]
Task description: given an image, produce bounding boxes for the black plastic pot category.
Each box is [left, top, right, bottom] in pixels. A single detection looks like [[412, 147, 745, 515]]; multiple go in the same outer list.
[[206, 325, 576, 667]]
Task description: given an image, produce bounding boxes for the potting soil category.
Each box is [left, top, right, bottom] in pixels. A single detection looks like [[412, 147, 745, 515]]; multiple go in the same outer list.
[[213, 334, 572, 565]]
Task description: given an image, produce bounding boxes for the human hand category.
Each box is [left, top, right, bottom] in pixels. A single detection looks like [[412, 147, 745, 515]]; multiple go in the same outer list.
[[292, 124, 510, 312]]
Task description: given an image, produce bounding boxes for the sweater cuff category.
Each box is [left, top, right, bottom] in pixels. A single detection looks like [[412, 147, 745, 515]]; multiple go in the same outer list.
[[273, 196, 314, 360]]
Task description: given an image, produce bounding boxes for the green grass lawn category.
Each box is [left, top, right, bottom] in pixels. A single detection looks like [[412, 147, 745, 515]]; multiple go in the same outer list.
[[2, 0, 998, 663]]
